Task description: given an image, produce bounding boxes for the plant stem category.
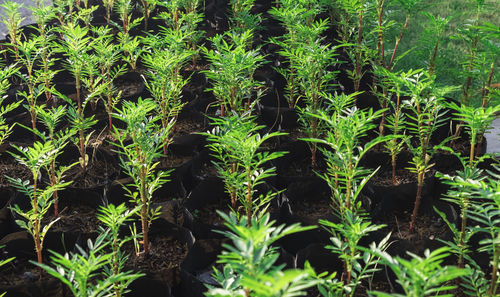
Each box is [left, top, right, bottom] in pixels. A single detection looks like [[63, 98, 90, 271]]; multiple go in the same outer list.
[[140, 166, 149, 254], [246, 168, 252, 226], [353, 10, 364, 100], [488, 234, 499, 297], [388, 16, 409, 70], [428, 39, 439, 77], [409, 171, 423, 232], [33, 178, 43, 264]]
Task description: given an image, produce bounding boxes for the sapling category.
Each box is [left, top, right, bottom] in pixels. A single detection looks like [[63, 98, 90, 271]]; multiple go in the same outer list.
[[97, 203, 139, 297], [114, 0, 142, 38], [202, 113, 286, 222], [403, 69, 454, 232], [15, 35, 45, 137], [0, 65, 22, 146], [367, 247, 468, 297], [466, 169, 500, 297], [142, 45, 191, 155], [320, 211, 389, 296], [92, 26, 127, 130], [447, 101, 500, 166], [33, 105, 76, 217], [0, 1, 24, 60], [201, 30, 266, 117], [436, 163, 485, 271], [206, 211, 317, 297], [139, 0, 159, 31], [6, 141, 73, 264], [102, 0, 115, 24], [292, 41, 340, 167], [112, 98, 171, 255], [421, 13, 453, 77], [31, 3, 58, 104], [119, 34, 143, 71], [270, 17, 330, 109], [374, 67, 411, 185], [303, 92, 388, 212], [57, 23, 93, 171], [33, 231, 143, 297], [228, 0, 261, 34]]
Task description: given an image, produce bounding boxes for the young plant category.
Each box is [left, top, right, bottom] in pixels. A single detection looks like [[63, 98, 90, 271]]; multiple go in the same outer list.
[[205, 211, 317, 297], [97, 203, 139, 297], [436, 164, 485, 271], [447, 101, 500, 166], [114, 0, 142, 38], [228, 0, 261, 34], [466, 168, 500, 297], [33, 231, 143, 297], [303, 92, 387, 212], [402, 69, 453, 232], [30, 2, 58, 104], [92, 26, 127, 131], [102, 0, 116, 24], [142, 39, 191, 155], [15, 35, 45, 137], [6, 141, 73, 264], [120, 34, 143, 71], [292, 41, 340, 167], [57, 23, 94, 171], [34, 105, 76, 217], [0, 64, 22, 147], [201, 30, 266, 117], [112, 98, 171, 255], [374, 67, 411, 185], [367, 247, 468, 297], [139, 0, 159, 31], [0, 1, 24, 60], [270, 15, 330, 108], [202, 114, 286, 223], [321, 211, 389, 296]]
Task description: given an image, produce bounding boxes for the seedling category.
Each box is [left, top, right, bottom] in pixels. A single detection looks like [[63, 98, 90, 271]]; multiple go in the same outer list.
[[142, 39, 191, 155], [447, 101, 500, 166], [114, 0, 142, 37], [92, 26, 127, 130], [228, 0, 261, 34], [112, 98, 171, 255], [201, 30, 266, 116], [402, 69, 454, 232], [139, 0, 159, 31], [367, 247, 467, 297], [0, 1, 24, 60], [97, 203, 139, 297], [206, 211, 317, 297], [303, 92, 388, 212], [7, 141, 73, 264], [15, 35, 45, 137], [321, 211, 389, 296], [21, 105, 76, 217], [203, 114, 286, 223], [292, 41, 340, 167], [374, 67, 411, 185], [0, 64, 22, 147], [33, 231, 143, 297]]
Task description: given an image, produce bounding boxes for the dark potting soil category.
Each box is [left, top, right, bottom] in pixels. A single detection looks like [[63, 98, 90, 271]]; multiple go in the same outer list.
[[125, 236, 189, 287], [42, 204, 100, 235], [0, 157, 31, 187]]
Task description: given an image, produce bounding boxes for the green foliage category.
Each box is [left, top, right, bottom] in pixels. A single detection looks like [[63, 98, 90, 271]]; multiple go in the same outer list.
[[201, 30, 266, 116], [202, 113, 286, 221], [368, 247, 468, 297], [97, 203, 139, 297], [7, 141, 74, 263], [447, 101, 500, 165], [303, 92, 388, 212], [112, 98, 170, 254], [0, 65, 22, 147], [205, 211, 317, 297], [321, 211, 389, 296], [33, 231, 143, 297], [0, 0, 24, 58], [229, 0, 261, 34]]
